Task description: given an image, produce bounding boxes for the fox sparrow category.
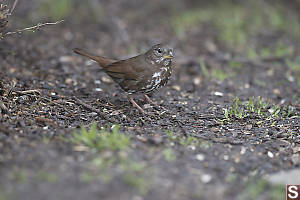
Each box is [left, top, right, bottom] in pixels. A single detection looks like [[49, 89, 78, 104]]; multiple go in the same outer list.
[[73, 44, 174, 114]]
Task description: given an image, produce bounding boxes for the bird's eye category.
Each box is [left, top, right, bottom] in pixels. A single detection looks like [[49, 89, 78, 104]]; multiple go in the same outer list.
[[157, 48, 162, 54]]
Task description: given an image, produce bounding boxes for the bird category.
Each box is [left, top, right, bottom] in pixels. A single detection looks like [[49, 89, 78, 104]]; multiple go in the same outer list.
[[73, 44, 174, 115]]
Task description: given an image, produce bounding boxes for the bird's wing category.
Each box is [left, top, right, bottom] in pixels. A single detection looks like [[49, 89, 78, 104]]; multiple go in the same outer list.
[[104, 55, 148, 81]]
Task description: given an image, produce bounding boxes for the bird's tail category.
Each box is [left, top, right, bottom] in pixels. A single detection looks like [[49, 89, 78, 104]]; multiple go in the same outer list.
[[73, 48, 115, 67]]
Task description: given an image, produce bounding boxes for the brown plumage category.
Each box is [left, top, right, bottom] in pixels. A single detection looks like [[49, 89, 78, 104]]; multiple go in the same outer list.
[[74, 44, 174, 115]]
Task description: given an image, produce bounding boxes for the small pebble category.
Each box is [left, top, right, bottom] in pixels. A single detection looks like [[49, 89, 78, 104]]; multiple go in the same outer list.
[[240, 147, 246, 155], [172, 85, 181, 91], [101, 76, 112, 83], [245, 124, 252, 130], [244, 83, 250, 89], [94, 80, 101, 84], [95, 88, 103, 92], [90, 112, 98, 116], [187, 145, 196, 151], [223, 155, 229, 160], [143, 104, 152, 109], [267, 151, 274, 158], [273, 88, 281, 95], [213, 91, 224, 96], [193, 77, 201, 85], [201, 174, 212, 183], [59, 56, 73, 63], [196, 154, 205, 161], [65, 78, 73, 84]]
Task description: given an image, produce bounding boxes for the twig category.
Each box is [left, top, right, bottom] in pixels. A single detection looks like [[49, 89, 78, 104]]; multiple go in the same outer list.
[[196, 114, 216, 119], [72, 96, 111, 121], [10, 0, 18, 14], [36, 116, 58, 127], [2, 20, 64, 37], [15, 89, 41, 95]]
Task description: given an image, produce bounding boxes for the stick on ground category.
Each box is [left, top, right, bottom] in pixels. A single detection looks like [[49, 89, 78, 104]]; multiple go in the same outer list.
[[72, 96, 111, 122]]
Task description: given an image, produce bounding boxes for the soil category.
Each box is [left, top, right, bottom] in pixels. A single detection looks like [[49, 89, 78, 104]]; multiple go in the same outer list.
[[0, 1, 300, 200]]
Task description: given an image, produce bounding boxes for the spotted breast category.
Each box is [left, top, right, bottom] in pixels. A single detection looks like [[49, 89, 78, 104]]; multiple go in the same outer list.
[[139, 66, 173, 94]]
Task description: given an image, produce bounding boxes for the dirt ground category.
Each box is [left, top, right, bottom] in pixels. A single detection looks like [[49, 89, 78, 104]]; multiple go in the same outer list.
[[1, 0, 300, 200]]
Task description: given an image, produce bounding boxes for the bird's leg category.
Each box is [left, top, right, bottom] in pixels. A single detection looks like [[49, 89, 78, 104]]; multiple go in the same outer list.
[[144, 94, 160, 108], [128, 96, 147, 115]]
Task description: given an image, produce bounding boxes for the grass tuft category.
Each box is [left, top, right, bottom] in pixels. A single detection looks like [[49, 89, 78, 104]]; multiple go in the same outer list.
[[223, 96, 299, 122], [72, 123, 130, 151]]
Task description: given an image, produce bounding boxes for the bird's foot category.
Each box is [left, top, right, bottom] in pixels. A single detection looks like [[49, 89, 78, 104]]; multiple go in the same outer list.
[[144, 94, 167, 112], [128, 96, 148, 115], [144, 94, 160, 109]]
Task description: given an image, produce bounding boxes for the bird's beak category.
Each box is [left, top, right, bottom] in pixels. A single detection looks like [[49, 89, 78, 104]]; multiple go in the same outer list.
[[165, 49, 174, 59]]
